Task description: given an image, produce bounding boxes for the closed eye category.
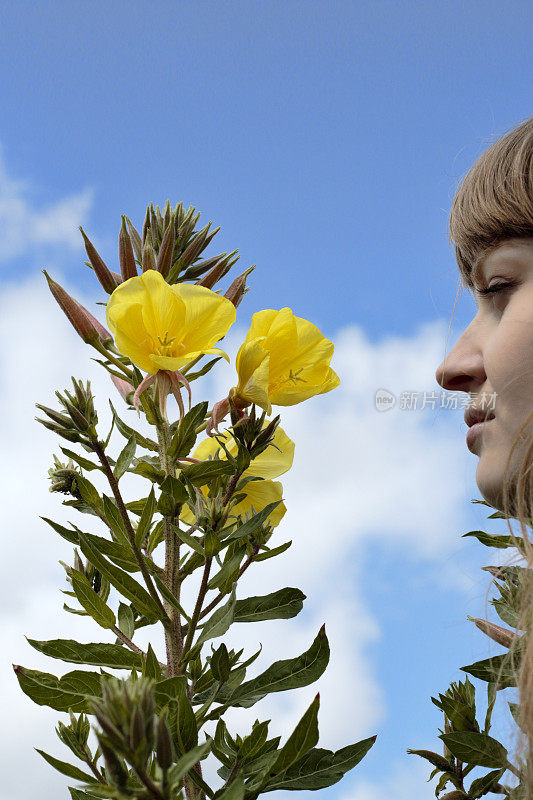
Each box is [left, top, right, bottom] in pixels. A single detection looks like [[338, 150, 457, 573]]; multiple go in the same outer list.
[[476, 281, 517, 296]]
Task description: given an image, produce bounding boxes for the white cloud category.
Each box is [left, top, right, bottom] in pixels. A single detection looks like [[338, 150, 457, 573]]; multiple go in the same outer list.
[[0, 144, 93, 261], [340, 759, 433, 800], [0, 272, 478, 798]]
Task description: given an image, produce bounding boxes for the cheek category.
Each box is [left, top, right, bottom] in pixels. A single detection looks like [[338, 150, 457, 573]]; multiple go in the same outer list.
[[485, 314, 533, 412]]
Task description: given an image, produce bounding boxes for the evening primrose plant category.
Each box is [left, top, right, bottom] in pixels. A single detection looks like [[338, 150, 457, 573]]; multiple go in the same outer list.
[[17, 201, 375, 800]]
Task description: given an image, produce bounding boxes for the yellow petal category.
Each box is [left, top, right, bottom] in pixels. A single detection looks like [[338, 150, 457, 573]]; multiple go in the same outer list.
[[174, 283, 236, 352], [106, 301, 157, 374], [235, 339, 271, 412], [230, 479, 286, 529], [243, 425, 295, 479]]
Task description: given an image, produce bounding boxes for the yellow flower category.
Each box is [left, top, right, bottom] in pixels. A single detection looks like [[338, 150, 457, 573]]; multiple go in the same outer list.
[[105, 270, 236, 374], [232, 307, 340, 415], [180, 424, 294, 529]]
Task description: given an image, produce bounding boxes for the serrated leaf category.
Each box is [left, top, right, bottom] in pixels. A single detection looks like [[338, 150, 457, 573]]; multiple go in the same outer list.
[[26, 638, 142, 669], [35, 748, 95, 782], [114, 433, 136, 480], [439, 732, 508, 768], [77, 533, 162, 622], [234, 588, 305, 623], [71, 572, 116, 629]]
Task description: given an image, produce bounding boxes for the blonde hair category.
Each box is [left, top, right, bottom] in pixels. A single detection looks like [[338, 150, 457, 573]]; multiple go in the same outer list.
[[449, 116, 533, 794]]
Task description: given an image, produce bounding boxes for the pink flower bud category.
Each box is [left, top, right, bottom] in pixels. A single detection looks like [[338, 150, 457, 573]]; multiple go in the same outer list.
[[110, 374, 135, 404], [224, 266, 255, 308], [43, 271, 101, 345]]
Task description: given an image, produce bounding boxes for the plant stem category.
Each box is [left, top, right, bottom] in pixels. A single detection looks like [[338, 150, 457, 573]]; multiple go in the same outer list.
[[111, 624, 167, 671], [133, 764, 167, 800], [156, 418, 184, 676], [93, 442, 170, 626], [79, 742, 105, 783], [181, 544, 260, 637]]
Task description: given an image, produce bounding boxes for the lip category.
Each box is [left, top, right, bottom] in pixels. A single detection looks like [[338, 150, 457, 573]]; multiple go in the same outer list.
[[466, 419, 495, 453]]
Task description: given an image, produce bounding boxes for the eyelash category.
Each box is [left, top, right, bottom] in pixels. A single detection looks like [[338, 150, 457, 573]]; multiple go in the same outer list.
[[477, 281, 517, 296]]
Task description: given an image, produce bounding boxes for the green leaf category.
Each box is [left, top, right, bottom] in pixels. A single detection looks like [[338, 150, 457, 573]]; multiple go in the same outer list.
[[234, 588, 305, 623], [102, 494, 130, 547], [158, 475, 189, 516], [224, 502, 282, 542], [182, 459, 234, 486], [71, 572, 116, 629], [26, 638, 142, 669], [213, 774, 245, 800], [264, 735, 377, 791], [195, 586, 237, 648], [184, 357, 223, 383], [143, 643, 162, 680], [77, 533, 163, 622], [109, 400, 158, 451], [69, 789, 100, 800], [35, 748, 95, 782], [207, 548, 245, 592], [168, 401, 208, 460], [461, 653, 519, 688], [60, 447, 102, 472], [406, 749, 451, 771], [153, 573, 192, 622], [75, 475, 103, 515], [117, 602, 135, 640], [177, 525, 205, 555], [166, 677, 199, 754], [114, 433, 136, 480], [468, 768, 506, 798], [227, 625, 330, 709], [167, 738, 213, 789], [253, 541, 292, 562], [268, 693, 320, 780], [462, 530, 522, 549], [14, 666, 101, 712], [439, 732, 508, 768], [135, 488, 157, 548]]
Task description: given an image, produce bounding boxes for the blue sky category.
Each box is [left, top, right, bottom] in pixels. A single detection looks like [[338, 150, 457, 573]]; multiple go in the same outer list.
[[0, 2, 530, 798]]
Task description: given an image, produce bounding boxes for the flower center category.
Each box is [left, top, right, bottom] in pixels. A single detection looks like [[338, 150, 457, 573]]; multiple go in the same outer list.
[[157, 330, 185, 358], [270, 367, 307, 393]]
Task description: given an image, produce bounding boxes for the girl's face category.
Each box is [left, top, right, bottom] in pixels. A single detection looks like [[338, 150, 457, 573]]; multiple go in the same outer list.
[[435, 238, 533, 512]]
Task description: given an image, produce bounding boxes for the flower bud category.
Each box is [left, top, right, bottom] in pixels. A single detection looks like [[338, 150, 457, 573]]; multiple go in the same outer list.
[[156, 714, 174, 771], [196, 251, 237, 288], [156, 217, 175, 278], [110, 373, 135, 404], [119, 215, 138, 281], [79, 227, 119, 294], [76, 302, 113, 344], [125, 217, 143, 262], [142, 231, 156, 272], [43, 271, 101, 345], [469, 616, 515, 648], [224, 266, 255, 308], [98, 737, 129, 788]]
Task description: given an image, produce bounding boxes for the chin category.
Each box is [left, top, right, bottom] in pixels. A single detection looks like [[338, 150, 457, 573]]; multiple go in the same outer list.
[[475, 459, 523, 518]]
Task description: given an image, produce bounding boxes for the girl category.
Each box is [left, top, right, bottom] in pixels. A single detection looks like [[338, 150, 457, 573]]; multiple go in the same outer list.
[[435, 116, 533, 795]]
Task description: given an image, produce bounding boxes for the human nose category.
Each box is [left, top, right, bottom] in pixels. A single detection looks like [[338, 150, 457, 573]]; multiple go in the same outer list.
[[435, 321, 486, 393]]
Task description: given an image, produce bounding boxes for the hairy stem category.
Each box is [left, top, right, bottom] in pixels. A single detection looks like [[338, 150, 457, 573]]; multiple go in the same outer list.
[[93, 442, 170, 626], [156, 418, 184, 677]]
